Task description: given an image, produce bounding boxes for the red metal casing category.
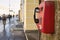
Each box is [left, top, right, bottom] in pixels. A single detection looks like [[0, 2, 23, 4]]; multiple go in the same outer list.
[[37, 1, 55, 34]]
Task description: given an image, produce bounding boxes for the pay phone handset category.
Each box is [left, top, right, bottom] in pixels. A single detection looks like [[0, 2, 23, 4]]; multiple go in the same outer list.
[[34, 7, 40, 24]]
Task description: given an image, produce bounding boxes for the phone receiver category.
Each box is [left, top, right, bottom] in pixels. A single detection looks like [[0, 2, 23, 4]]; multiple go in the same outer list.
[[34, 7, 40, 24]]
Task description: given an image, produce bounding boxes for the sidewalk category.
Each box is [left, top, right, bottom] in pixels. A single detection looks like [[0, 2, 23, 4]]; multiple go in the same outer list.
[[25, 30, 39, 40], [0, 17, 26, 40], [8, 17, 39, 40], [10, 19, 26, 40]]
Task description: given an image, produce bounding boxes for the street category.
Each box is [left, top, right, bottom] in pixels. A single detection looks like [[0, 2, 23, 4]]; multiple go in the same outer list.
[[0, 17, 26, 40]]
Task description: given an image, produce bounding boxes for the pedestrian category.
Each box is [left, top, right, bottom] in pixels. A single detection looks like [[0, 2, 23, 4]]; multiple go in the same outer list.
[[8, 14, 12, 22], [13, 15, 14, 18], [2, 14, 7, 30], [0, 16, 2, 20]]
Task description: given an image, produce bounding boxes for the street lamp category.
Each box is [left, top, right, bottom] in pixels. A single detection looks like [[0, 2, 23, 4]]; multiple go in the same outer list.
[[9, 0, 10, 14]]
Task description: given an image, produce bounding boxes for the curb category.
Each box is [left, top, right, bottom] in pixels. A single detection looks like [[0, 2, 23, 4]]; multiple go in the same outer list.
[[24, 31, 28, 40]]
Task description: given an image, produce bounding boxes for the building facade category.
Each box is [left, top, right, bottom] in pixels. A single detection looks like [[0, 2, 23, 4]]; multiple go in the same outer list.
[[20, 0, 24, 22], [24, 0, 39, 31]]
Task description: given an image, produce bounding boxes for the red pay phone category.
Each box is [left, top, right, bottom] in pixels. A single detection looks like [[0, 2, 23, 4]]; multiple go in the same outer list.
[[34, 1, 55, 34]]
